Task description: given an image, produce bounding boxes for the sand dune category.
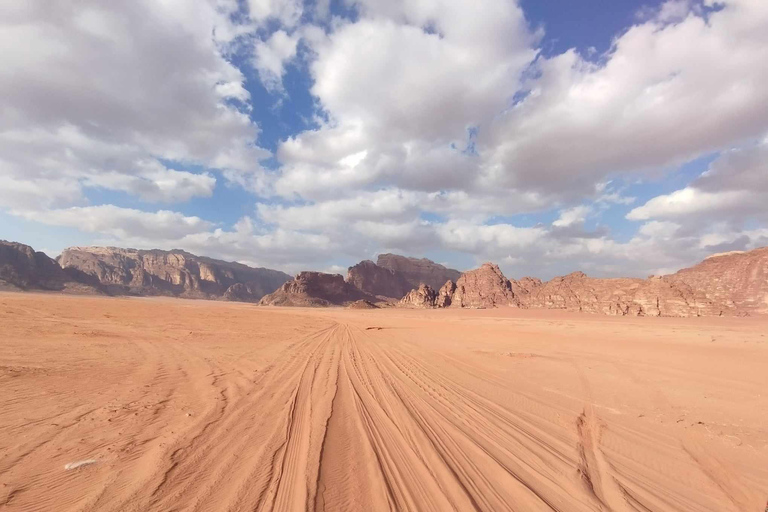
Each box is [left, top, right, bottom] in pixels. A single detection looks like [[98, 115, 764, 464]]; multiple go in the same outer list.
[[1, 293, 767, 511]]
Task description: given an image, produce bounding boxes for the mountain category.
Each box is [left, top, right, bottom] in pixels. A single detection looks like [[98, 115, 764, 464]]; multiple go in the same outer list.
[[402, 246, 768, 316], [57, 246, 290, 302], [0, 241, 99, 294], [346, 260, 413, 299], [375, 253, 461, 291], [259, 272, 378, 307]]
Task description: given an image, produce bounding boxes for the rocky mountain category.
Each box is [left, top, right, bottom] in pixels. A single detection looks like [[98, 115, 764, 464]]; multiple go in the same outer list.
[[0, 241, 99, 294], [346, 259, 413, 299], [399, 284, 439, 308], [259, 272, 378, 307], [664, 248, 768, 315], [57, 246, 290, 302], [376, 253, 461, 291], [402, 247, 768, 316], [450, 263, 522, 308]]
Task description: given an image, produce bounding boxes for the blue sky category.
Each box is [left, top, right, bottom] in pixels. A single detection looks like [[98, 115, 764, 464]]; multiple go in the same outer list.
[[1, 0, 767, 278]]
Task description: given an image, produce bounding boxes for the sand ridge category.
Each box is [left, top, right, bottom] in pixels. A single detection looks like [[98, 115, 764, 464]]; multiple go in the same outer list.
[[1, 293, 767, 511]]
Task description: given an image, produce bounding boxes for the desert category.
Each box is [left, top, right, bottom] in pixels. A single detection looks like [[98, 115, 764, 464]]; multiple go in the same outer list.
[[1, 292, 767, 511]]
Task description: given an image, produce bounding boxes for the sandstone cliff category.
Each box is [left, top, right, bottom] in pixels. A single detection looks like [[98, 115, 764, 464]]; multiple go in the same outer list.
[[58, 247, 290, 302], [376, 253, 461, 291], [450, 263, 521, 308], [399, 284, 438, 308], [259, 272, 378, 307], [346, 260, 412, 299], [0, 241, 99, 294], [409, 247, 768, 316], [664, 248, 768, 315]]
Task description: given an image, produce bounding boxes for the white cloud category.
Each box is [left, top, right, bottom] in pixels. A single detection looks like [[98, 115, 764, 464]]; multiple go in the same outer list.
[[553, 205, 591, 227], [83, 162, 216, 203], [17, 206, 213, 241], [274, 0, 536, 199], [0, 0, 266, 211], [254, 30, 300, 92], [248, 0, 303, 27], [628, 141, 768, 220], [481, 0, 768, 198]]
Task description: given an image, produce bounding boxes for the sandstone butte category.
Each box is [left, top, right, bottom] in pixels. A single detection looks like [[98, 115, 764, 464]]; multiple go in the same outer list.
[[0, 242, 291, 302], [3, 239, 768, 317], [399, 249, 768, 317]]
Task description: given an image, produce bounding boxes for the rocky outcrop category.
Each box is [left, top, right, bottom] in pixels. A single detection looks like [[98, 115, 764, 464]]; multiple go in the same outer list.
[[437, 280, 456, 308], [399, 284, 438, 308], [0, 241, 99, 294], [664, 248, 768, 315], [520, 249, 768, 317], [450, 263, 521, 308], [57, 246, 290, 302], [347, 300, 380, 309], [376, 253, 461, 291], [346, 260, 412, 299], [259, 272, 377, 307]]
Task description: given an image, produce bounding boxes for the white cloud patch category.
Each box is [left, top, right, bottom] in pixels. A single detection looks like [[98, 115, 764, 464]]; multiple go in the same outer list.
[[254, 29, 300, 92], [482, 0, 768, 198], [0, 0, 266, 211], [628, 141, 768, 220], [553, 205, 591, 227], [17, 206, 213, 241]]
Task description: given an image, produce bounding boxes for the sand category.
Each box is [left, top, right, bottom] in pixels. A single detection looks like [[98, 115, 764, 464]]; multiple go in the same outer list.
[[1, 293, 767, 511]]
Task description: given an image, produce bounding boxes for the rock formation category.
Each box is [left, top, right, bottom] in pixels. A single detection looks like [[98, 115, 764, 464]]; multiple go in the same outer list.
[[58, 246, 290, 302], [449, 263, 521, 308], [346, 260, 412, 299], [436, 280, 456, 308], [399, 284, 438, 308], [0, 241, 99, 294], [259, 272, 378, 307], [347, 299, 380, 309], [664, 248, 768, 315], [376, 253, 461, 291], [4, 238, 768, 317]]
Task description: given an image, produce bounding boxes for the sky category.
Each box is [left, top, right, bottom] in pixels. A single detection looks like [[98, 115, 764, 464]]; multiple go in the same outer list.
[[1, 0, 767, 279]]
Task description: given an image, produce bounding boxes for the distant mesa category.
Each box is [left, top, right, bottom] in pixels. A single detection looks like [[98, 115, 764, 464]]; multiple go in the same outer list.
[[375, 253, 461, 291], [399, 246, 768, 317], [3, 239, 768, 316], [259, 271, 378, 307], [0, 241, 100, 294], [57, 246, 291, 302], [347, 254, 460, 300]]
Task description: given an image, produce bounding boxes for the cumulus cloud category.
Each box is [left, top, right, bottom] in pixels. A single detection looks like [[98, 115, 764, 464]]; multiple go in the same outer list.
[[274, 0, 536, 199], [481, 0, 768, 198], [17, 206, 213, 241], [0, 0, 266, 211], [254, 30, 300, 92], [628, 141, 768, 220]]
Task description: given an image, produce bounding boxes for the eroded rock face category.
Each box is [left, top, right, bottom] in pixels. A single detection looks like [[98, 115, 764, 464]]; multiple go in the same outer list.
[[376, 253, 461, 291], [346, 260, 412, 299], [0, 241, 98, 293], [58, 247, 290, 302], [520, 249, 768, 317], [437, 280, 456, 308], [450, 263, 521, 308], [664, 248, 768, 316], [399, 284, 438, 308], [259, 272, 377, 307]]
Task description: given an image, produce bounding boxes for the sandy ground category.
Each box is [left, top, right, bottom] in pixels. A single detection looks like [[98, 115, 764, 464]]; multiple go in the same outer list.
[[1, 293, 767, 511]]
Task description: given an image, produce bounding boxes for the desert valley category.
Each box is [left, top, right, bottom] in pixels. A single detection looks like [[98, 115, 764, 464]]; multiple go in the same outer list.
[[1, 240, 768, 511]]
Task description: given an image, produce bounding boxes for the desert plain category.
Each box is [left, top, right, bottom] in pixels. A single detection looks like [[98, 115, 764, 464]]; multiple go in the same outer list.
[[1, 292, 767, 511]]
